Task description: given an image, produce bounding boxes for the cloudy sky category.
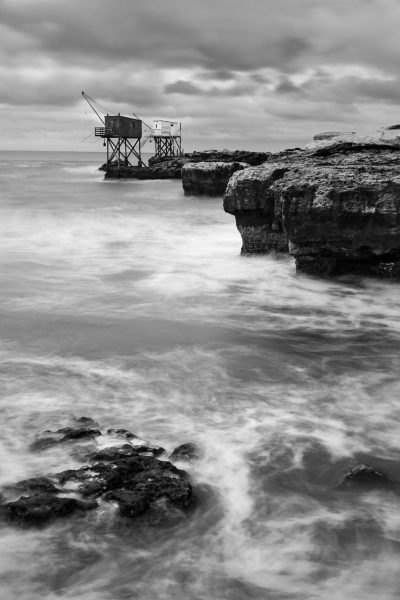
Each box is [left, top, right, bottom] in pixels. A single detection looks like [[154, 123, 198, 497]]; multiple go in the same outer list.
[[1, 0, 400, 152]]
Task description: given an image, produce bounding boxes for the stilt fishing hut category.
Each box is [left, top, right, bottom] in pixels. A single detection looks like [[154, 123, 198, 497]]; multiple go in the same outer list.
[[97, 114, 144, 168], [82, 91, 145, 169], [82, 92, 184, 171], [152, 120, 183, 158]]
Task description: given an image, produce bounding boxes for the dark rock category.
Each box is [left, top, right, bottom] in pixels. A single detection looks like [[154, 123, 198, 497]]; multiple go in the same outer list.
[[31, 426, 101, 451], [176, 149, 271, 167], [55, 455, 185, 498], [74, 416, 100, 428], [182, 161, 248, 196], [30, 429, 66, 450], [104, 488, 148, 517], [103, 150, 271, 180], [57, 427, 102, 441], [224, 141, 400, 276], [131, 444, 165, 457], [104, 468, 193, 517], [86, 444, 165, 462], [55, 454, 193, 518], [55, 463, 121, 496], [7, 477, 59, 496], [5, 423, 194, 527], [169, 443, 201, 462], [87, 445, 139, 462], [337, 464, 399, 491], [106, 428, 138, 440], [1, 494, 97, 526]]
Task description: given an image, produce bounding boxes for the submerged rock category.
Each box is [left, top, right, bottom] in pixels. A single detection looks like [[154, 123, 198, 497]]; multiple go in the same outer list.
[[337, 464, 399, 491], [55, 455, 186, 496], [31, 426, 101, 451], [3, 422, 194, 527], [6, 477, 60, 496], [104, 468, 192, 518], [224, 140, 400, 277], [106, 428, 138, 440], [87, 444, 165, 462], [182, 161, 248, 196], [169, 443, 201, 461], [74, 417, 99, 428], [54, 455, 193, 518], [1, 495, 97, 526]]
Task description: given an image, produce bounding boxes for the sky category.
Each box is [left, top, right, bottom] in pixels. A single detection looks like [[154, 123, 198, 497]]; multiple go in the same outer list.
[[1, 0, 400, 152]]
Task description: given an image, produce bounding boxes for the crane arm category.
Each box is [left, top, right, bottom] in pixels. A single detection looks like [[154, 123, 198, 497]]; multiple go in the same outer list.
[[81, 91, 105, 125]]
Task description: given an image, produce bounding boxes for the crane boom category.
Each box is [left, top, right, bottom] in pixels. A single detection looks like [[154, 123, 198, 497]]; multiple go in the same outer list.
[[81, 91, 105, 125]]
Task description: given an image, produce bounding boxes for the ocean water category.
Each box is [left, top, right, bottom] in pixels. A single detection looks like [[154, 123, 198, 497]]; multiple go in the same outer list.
[[1, 151, 400, 599]]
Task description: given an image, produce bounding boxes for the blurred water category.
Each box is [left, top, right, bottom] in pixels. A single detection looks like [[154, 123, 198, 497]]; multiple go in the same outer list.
[[1, 151, 400, 599]]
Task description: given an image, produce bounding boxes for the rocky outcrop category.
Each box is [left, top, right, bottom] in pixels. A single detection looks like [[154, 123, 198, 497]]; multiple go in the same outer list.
[[337, 464, 400, 492], [102, 150, 271, 180], [174, 149, 271, 167], [224, 161, 291, 254], [224, 140, 400, 277], [182, 161, 248, 196], [1, 420, 195, 527], [103, 158, 191, 180], [169, 443, 201, 461], [31, 424, 101, 451], [2, 495, 97, 526]]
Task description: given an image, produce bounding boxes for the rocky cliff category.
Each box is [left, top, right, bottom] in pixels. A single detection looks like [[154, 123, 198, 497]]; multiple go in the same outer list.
[[182, 161, 248, 196], [224, 140, 400, 277]]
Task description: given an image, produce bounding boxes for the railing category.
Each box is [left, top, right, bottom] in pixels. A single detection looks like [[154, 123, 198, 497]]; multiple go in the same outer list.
[[95, 127, 118, 137]]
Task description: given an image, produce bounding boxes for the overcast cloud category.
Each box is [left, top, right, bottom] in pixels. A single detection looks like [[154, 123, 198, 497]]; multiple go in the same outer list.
[[1, 0, 400, 151]]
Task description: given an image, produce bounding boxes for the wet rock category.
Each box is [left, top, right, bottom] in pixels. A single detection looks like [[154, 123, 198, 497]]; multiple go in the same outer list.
[[55, 455, 186, 498], [55, 463, 121, 496], [7, 477, 59, 496], [87, 445, 140, 462], [55, 454, 193, 517], [337, 464, 399, 491], [86, 444, 165, 463], [57, 427, 102, 441], [106, 428, 138, 440], [104, 468, 193, 517], [130, 444, 165, 457], [74, 416, 100, 428], [182, 161, 249, 196], [104, 488, 148, 517], [169, 443, 201, 461], [4, 422, 194, 527], [103, 150, 271, 180], [224, 140, 400, 276], [1, 494, 97, 526], [31, 426, 101, 451]]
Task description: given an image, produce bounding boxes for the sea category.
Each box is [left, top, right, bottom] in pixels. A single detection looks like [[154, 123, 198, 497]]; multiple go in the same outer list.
[[1, 150, 400, 600]]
